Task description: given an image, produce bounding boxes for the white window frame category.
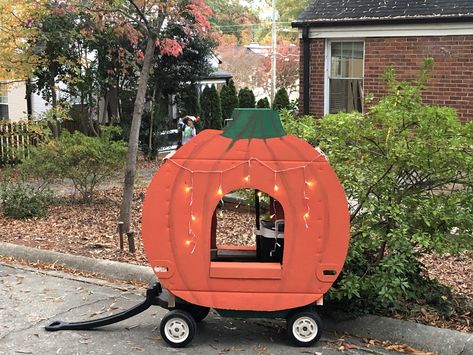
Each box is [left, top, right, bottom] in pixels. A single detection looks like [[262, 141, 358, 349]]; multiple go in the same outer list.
[[0, 83, 8, 120], [324, 39, 365, 115]]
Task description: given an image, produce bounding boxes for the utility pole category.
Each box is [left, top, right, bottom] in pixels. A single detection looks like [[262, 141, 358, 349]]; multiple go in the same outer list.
[[271, 0, 277, 104]]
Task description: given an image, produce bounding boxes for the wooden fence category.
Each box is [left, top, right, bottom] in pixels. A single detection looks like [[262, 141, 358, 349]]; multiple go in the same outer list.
[[0, 121, 44, 166]]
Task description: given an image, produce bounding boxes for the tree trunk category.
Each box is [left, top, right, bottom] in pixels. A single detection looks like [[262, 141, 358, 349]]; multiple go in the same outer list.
[[49, 65, 60, 138], [119, 35, 156, 233], [148, 83, 158, 157]]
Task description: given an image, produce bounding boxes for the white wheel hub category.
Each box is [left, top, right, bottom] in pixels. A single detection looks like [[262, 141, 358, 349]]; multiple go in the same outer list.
[[164, 317, 189, 343], [292, 316, 318, 342]]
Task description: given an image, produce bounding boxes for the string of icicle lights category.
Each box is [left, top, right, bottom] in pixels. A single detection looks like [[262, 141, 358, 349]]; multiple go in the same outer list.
[[167, 156, 320, 254]]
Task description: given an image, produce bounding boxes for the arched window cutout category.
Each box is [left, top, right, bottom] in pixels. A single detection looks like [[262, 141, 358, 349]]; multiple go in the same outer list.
[[210, 189, 285, 264]]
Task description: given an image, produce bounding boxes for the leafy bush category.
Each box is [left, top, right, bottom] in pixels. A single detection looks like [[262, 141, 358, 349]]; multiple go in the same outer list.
[[220, 79, 239, 121], [257, 97, 270, 108], [282, 61, 473, 314], [272, 87, 290, 110], [238, 87, 255, 108], [21, 127, 126, 202], [200, 85, 222, 129], [0, 180, 54, 218]]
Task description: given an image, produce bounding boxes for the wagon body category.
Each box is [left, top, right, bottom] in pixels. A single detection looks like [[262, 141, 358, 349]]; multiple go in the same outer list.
[[142, 109, 350, 312]]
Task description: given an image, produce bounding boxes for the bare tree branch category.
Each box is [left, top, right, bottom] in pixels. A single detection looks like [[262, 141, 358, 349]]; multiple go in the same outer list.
[[350, 163, 394, 222], [128, 0, 150, 30]]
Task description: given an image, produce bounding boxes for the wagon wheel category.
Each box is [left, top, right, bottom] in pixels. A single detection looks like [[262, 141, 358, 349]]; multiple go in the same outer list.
[[176, 304, 210, 322], [160, 310, 196, 348], [286, 310, 322, 347]]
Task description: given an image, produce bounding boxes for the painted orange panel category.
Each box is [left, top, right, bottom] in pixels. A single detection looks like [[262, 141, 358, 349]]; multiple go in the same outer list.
[[142, 109, 350, 311], [209, 262, 282, 279]]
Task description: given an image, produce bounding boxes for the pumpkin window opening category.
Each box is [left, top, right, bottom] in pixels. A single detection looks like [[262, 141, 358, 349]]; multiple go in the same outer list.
[[211, 189, 285, 264]]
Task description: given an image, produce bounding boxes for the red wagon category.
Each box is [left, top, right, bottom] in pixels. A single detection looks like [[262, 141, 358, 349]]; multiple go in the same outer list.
[[46, 109, 350, 348]]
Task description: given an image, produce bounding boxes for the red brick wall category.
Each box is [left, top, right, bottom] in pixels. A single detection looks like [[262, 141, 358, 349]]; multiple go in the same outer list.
[[365, 36, 473, 122], [301, 35, 473, 122], [299, 39, 325, 117]]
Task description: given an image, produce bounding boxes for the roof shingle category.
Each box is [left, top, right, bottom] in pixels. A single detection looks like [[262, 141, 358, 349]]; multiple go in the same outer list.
[[294, 0, 473, 25]]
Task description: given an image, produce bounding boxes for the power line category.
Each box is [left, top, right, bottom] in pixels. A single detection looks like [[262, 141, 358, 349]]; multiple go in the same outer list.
[[213, 21, 295, 29]]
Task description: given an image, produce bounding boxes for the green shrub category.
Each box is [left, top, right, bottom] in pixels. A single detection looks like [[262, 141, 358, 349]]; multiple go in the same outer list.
[[257, 97, 270, 108], [282, 60, 473, 314], [0, 180, 54, 218], [200, 85, 222, 129], [21, 127, 126, 202], [272, 87, 290, 110], [220, 79, 239, 121], [238, 87, 255, 108], [20, 140, 61, 191]]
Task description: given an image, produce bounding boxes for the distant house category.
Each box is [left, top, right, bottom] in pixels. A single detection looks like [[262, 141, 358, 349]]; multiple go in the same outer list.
[[0, 80, 48, 122], [169, 53, 232, 120], [292, 0, 473, 122], [197, 53, 233, 93]]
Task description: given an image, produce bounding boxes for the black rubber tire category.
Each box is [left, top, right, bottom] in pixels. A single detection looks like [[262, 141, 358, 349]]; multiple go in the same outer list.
[[286, 310, 322, 347], [176, 304, 210, 322], [160, 310, 196, 348]]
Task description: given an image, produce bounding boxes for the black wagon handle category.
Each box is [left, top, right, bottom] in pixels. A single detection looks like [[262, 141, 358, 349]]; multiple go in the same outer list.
[[45, 283, 162, 331]]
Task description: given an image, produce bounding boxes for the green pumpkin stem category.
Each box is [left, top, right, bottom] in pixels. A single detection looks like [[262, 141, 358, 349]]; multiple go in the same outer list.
[[222, 109, 287, 140]]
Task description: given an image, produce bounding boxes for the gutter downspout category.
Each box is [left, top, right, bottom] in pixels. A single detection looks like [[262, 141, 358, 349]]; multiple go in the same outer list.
[[302, 26, 310, 115], [26, 78, 33, 119]]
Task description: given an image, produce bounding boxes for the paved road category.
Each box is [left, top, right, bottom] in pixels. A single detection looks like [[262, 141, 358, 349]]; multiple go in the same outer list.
[[0, 262, 405, 355]]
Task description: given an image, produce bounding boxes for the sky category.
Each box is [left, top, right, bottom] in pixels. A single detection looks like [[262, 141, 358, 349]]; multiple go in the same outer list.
[[240, 0, 278, 20]]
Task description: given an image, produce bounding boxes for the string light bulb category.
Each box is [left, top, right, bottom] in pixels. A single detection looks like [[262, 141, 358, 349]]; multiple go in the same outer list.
[[217, 185, 223, 196], [185, 186, 192, 192], [274, 184, 279, 192], [304, 212, 310, 219], [185, 240, 192, 246], [244, 175, 250, 182], [305, 181, 313, 187], [191, 214, 196, 221]]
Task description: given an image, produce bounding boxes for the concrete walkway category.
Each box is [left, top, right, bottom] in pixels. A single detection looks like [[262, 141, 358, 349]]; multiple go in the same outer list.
[[0, 263, 388, 355], [0, 242, 472, 355]]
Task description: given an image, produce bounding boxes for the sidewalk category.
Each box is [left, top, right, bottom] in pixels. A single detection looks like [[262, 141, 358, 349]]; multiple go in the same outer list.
[[1, 242, 472, 355], [1, 262, 384, 355]]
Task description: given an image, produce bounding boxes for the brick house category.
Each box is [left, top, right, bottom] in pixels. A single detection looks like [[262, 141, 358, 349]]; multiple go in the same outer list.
[[292, 0, 473, 122]]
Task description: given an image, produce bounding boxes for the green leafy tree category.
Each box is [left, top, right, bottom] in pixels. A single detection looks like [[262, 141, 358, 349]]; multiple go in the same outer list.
[[155, 24, 216, 98], [238, 87, 255, 108], [257, 97, 270, 108], [178, 85, 201, 116], [206, 0, 258, 44], [141, 23, 215, 158], [220, 79, 239, 121], [200, 85, 222, 129], [272, 87, 290, 110], [282, 60, 473, 315], [277, 0, 310, 23], [29, 5, 86, 136]]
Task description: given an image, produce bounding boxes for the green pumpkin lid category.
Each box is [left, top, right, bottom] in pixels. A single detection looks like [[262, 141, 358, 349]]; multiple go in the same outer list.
[[222, 109, 287, 140]]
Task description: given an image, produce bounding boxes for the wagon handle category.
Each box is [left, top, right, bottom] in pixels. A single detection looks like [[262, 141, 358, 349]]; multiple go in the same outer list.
[[45, 283, 162, 331]]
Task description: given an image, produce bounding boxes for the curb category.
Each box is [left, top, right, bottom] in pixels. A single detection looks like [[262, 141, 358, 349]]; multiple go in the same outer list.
[[0, 242, 471, 354], [325, 315, 473, 355], [0, 242, 155, 284]]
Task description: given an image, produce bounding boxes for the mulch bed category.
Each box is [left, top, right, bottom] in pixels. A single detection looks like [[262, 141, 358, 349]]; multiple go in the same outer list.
[[0, 182, 471, 333]]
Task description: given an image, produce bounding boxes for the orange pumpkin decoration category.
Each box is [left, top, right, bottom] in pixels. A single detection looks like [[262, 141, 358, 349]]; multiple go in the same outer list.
[[142, 109, 350, 312]]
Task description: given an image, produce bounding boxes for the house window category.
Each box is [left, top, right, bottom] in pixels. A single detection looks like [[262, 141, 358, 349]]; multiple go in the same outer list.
[[327, 41, 364, 114], [0, 84, 8, 120]]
